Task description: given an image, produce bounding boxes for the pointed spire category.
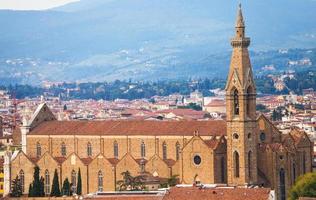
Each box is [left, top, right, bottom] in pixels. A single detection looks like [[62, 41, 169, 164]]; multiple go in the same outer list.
[[236, 3, 245, 28]]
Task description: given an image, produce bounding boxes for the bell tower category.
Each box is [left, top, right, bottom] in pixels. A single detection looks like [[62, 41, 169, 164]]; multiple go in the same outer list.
[[226, 4, 258, 186]]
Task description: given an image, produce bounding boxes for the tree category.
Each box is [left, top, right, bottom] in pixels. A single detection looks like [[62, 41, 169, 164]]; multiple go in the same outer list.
[[77, 168, 82, 195], [168, 175, 179, 187], [289, 172, 316, 200], [28, 184, 33, 197], [30, 166, 42, 197], [50, 169, 61, 197], [116, 171, 145, 191], [39, 176, 45, 196], [62, 178, 70, 196], [11, 175, 22, 197]]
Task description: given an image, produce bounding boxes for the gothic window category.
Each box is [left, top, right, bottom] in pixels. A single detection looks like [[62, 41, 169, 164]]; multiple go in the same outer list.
[[279, 168, 286, 200], [61, 142, 66, 157], [71, 170, 77, 194], [19, 170, 25, 193], [162, 142, 167, 160], [220, 157, 225, 183], [87, 142, 92, 157], [292, 163, 296, 184], [36, 142, 41, 157], [234, 151, 240, 178], [233, 89, 239, 115], [45, 170, 50, 195], [248, 151, 252, 179], [176, 142, 180, 161], [98, 170, 103, 192], [260, 132, 266, 142], [114, 141, 118, 158], [141, 141, 146, 158], [247, 133, 251, 139], [246, 86, 253, 117]]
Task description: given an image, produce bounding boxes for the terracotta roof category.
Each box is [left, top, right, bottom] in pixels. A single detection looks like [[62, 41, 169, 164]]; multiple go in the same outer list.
[[85, 196, 163, 200], [163, 159, 176, 167], [108, 158, 120, 166], [28, 120, 226, 136], [204, 138, 221, 149], [135, 159, 148, 165], [81, 157, 93, 165], [163, 186, 271, 200], [54, 157, 67, 164]]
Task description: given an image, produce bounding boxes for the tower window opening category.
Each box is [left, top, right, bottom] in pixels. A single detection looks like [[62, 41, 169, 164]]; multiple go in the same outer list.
[[233, 89, 239, 115], [234, 151, 240, 178]]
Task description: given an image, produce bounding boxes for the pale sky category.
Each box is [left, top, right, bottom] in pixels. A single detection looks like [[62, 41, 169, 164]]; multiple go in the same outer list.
[[0, 0, 79, 10]]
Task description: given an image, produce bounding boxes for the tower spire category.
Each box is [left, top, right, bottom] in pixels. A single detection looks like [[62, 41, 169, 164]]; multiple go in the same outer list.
[[236, 3, 245, 28]]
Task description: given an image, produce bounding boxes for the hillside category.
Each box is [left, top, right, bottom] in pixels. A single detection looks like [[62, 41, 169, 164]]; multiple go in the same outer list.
[[0, 0, 315, 85]]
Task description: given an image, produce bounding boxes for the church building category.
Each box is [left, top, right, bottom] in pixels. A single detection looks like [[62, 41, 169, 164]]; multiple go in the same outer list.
[[4, 5, 312, 200]]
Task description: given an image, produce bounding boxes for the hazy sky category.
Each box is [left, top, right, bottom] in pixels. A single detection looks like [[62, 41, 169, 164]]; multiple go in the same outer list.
[[0, 0, 79, 10]]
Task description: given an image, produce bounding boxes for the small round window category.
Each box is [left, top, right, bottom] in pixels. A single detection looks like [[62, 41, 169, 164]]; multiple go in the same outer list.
[[193, 155, 201, 165], [260, 132, 266, 141], [233, 133, 239, 139]]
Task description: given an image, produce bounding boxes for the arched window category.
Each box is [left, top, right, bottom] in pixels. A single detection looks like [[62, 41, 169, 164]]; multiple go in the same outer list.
[[279, 168, 286, 200], [36, 142, 41, 157], [233, 89, 239, 115], [246, 86, 253, 117], [98, 170, 103, 192], [19, 170, 25, 193], [221, 157, 225, 183], [303, 152, 306, 174], [176, 142, 180, 161], [61, 142, 67, 157], [87, 142, 92, 157], [248, 151, 252, 179], [71, 170, 77, 194], [162, 142, 167, 160], [114, 141, 118, 158], [141, 141, 146, 158], [292, 163, 296, 184], [45, 170, 50, 195], [234, 151, 240, 178]]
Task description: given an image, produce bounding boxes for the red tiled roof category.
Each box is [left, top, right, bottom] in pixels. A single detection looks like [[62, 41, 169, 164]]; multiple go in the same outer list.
[[163, 186, 270, 200], [204, 138, 221, 149], [81, 157, 93, 165], [108, 158, 120, 166], [54, 157, 67, 164], [86, 196, 163, 200], [164, 159, 176, 167], [28, 120, 226, 136]]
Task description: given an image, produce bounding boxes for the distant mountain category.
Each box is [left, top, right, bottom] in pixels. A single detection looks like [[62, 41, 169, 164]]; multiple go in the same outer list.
[[0, 0, 315, 85]]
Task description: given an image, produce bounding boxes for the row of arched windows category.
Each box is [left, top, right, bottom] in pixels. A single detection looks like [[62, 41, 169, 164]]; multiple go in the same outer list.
[[233, 150, 252, 179], [36, 141, 182, 160]]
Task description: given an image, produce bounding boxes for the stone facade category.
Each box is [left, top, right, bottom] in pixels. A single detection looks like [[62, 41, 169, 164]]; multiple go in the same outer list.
[[5, 5, 313, 200]]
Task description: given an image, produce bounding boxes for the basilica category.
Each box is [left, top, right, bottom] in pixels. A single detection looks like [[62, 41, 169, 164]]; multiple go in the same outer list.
[[4, 5, 312, 200]]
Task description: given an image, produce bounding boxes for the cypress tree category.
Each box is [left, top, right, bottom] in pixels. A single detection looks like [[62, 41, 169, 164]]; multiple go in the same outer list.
[[39, 176, 45, 197], [77, 168, 82, 195], [62, 178, 70, 196], [32, 166, 41, 197], [50, 169, 61, 197], [11, 176, 22, 197], [28, 184, 33, 197]]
